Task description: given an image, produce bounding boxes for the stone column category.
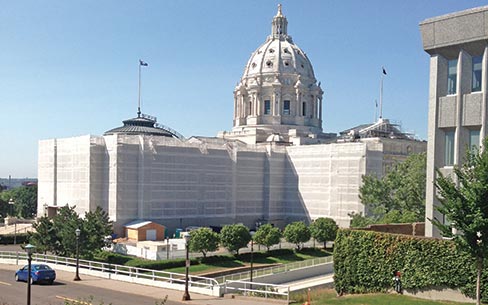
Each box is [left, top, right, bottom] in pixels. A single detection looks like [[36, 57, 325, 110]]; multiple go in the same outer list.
[[319, 96, 323, 120], [481, 46, 488, 139], [455, 50, 470, 165], [296, 91, 301, 116], [425, 54, 447, 238]]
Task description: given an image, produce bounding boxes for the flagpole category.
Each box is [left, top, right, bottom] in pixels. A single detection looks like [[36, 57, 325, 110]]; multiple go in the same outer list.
[[374, 99, 378, 122], [379, 73, 383, 119], [138, 61, 142, 117]]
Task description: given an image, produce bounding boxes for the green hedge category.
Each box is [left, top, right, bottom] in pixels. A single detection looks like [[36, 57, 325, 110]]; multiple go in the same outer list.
[[333, 229, 486, 300], [124, 257, 200, 270], [0, 233, 29, 245], [92, 252, 134, 265]]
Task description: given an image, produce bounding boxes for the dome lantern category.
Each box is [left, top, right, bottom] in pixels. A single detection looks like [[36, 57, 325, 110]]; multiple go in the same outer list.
[[271, 4, 288, 38]]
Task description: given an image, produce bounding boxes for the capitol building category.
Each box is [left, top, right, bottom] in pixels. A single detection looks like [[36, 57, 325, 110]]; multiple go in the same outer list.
[[38, 6, 425, 236]]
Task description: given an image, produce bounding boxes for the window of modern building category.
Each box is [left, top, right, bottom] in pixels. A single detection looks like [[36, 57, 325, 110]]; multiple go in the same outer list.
[[444, 130, 455, 166], [472, 55, 482, 92], [302, 102, 306, 116], [447, 59, 458, 95], [283, 100, 290, 115], [469, 129, 480, 151], [264, 100, 271, 115]]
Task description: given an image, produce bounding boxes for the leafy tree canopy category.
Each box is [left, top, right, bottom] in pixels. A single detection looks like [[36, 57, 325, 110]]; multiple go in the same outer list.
[[433, 139, 488, 305], [0, 185, 38, 219], [253, 224, 281, 251], [220, 224, 251, 255], [30, 205, 113, 258], [310, 217, 338, 249], [357, 152, 426, 226], [188, 227, 219, 257], [283, 221, 310, 250]]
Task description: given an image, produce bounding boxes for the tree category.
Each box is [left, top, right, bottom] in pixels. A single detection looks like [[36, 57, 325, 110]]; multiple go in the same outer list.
[[0, 185, 38, 218], [30, 216, 56, 254], [310, 217, 338, 249], [253, 224, 281, 251], [51, 205, 81, 257], [348, 212, 375, 228], [29, 205, 113, 258], [220, 224, 251, 255], [358, 152, 426, 224], [283, 221, 310, 250], [188, 227, 219, 257], [82, 207, 113, 258], [433, 139, 488, 305]]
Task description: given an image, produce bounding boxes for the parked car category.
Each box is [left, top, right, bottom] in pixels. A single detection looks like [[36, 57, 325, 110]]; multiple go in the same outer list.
[[15, 264, 56, 285]]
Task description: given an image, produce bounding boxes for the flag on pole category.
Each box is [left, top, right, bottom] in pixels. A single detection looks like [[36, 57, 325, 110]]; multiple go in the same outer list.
[[139, 60, 148, 66], [382, 67, 387, 75]]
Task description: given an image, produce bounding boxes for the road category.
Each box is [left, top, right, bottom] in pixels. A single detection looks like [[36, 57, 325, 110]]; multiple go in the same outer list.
[[0, 266, 185, 305]]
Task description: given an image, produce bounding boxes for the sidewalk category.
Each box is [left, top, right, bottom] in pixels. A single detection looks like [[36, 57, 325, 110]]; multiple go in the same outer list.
[[0, 263, 284, 305]]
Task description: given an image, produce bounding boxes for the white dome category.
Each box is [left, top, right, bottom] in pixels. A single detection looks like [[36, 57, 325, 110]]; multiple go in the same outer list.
[[229, 5, 324, 144], [242, 35, 315, 84]]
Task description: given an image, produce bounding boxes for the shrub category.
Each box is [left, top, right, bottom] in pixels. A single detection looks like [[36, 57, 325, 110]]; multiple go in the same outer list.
[[333, 229, 485, 300], [0, 233, 29, 245]]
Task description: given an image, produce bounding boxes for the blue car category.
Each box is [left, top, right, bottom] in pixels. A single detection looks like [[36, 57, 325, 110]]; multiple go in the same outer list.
[[15, 264, 56, 285]]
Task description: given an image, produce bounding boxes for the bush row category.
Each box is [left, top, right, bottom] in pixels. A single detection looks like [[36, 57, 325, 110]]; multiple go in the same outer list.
[[0, 233, 29, 245], [92, 248, 304, 271], [333, 229, 488, 300]]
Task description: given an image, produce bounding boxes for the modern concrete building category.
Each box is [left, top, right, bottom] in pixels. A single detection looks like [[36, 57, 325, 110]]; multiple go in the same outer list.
[[38, 6, 426, 237], [420, 6, 488, 237]]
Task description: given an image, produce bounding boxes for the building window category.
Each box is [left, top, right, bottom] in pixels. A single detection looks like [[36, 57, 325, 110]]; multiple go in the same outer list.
[[472, 55, 482, 92], [469, 129, 480, 151], [444, 130, 455, 166], [283, 100, 290, 115], [264, 100, 271, 115], [248, 102, 252, 116], [447, 59, 458, 95], [302, 102, 306, 116]]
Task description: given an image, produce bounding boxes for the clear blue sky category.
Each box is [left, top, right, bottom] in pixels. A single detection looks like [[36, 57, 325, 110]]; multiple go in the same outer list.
[[1, 1, 487, 178]]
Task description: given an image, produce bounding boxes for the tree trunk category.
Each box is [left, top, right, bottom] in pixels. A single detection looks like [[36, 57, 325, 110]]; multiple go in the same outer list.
[[476, 256, 482, 305], [324, 241, 327, 249]]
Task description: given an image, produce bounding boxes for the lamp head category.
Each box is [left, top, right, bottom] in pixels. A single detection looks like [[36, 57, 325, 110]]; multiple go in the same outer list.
[[24, 244, 36, 255], [75, 228, 81, 237], [184, 233, 191, 243]]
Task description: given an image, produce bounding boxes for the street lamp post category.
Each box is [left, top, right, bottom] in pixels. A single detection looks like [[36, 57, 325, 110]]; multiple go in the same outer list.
[[250, 231, 256, 290], [25, 244, 36, 305], [8, 198, 14, 216], [182, 233, 191, 301], [74, 228, 81, 281], [166, 236, 170, 260], [8, 198, 16, 244]]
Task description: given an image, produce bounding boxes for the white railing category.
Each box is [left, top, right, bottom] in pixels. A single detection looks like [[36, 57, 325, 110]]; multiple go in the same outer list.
[[224, 280, 290, 304], [0, 251, 218, 294], [215, 256, 333, 283], [0, 250, 328, 301]]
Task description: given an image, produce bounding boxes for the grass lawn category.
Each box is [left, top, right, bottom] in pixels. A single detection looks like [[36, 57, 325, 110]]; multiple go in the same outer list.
[[165, 248, 331, 275], [290, 288, 470, 305]]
